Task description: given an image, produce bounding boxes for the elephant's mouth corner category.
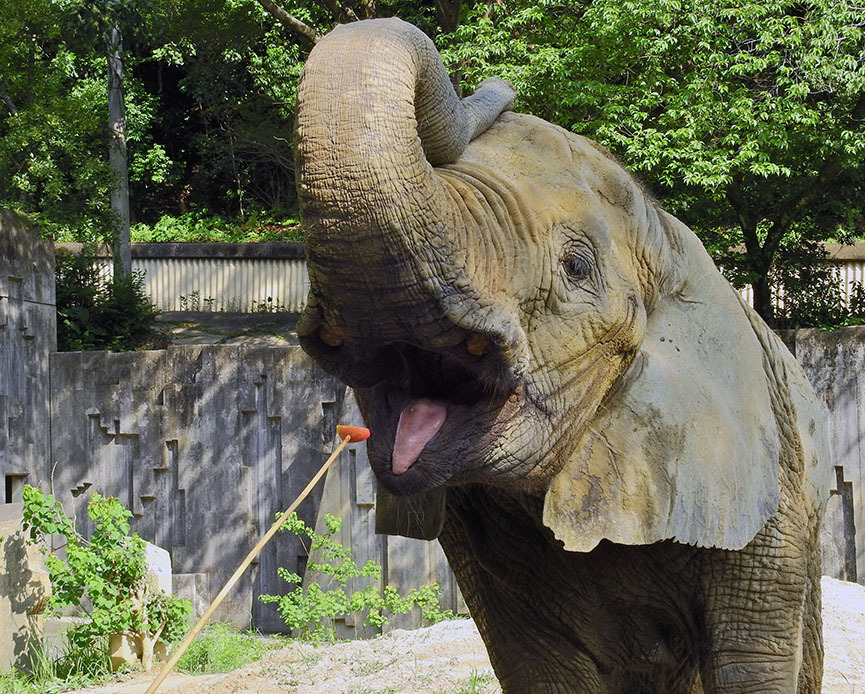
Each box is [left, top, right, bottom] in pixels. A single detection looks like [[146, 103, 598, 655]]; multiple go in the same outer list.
[[352, 340, 522, 495]]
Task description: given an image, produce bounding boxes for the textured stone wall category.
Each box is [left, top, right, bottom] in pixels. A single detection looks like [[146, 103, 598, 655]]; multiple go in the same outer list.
[[3, 217, 865, 641], [49, 346, 349, 631], [0, 211, 55, 502], [312, 397, 466, 637], [792, 327, 865, 583]]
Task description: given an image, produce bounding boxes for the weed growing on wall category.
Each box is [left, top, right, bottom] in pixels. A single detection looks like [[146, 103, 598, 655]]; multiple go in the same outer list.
[[260, 513, 455, 640], [21, 486, 191, 673]]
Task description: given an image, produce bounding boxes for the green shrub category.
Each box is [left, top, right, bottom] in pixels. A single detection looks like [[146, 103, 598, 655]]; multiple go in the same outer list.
[[55, 247, 161, 351], [260, 513, 455, 641], [21, 486, 192, 673]]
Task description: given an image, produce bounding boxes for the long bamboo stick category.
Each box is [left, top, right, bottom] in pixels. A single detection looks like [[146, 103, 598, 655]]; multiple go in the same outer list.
[[144, 433, 353, 694]]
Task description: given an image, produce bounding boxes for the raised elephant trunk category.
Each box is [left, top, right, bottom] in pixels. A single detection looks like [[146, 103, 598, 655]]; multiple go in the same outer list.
[[295, 18, 514, 351]]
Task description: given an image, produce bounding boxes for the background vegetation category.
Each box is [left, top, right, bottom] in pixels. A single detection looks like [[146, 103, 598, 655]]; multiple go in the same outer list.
[[2, 0, 864, 327]]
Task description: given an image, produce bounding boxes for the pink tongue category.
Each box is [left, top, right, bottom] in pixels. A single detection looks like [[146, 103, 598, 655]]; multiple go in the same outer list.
[[392, 398, 448, 475]]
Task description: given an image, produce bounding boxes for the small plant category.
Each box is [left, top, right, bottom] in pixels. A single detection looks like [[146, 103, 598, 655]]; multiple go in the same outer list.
[[178, 290, 202, 311], [455, 670, 496, 694], [260, 513, 455, 640], [21, 486, 191, 672]]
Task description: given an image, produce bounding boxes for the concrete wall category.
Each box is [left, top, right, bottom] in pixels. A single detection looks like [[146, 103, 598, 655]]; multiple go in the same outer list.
[[46, 349, 460, 634], [792, 327, 865, 583], [4, 217, 865, 641], [0, 211, 55, 502], [0, 504, 51, 673], [311, 401, 466, 637], [0, 214, 54, 668], [48, 346, 349, 631]]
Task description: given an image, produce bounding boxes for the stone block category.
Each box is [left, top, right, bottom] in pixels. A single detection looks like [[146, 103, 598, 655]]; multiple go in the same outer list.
[[0, 503, 51, 673], [144, 541, 172, 595], [172, 572, 209, 618]]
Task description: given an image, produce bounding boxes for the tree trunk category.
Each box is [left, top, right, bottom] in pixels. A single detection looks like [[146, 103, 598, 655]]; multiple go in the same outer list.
[[0, 89, 17, 116], [108, 23, 131, 278], [752, 274, 775, 326]]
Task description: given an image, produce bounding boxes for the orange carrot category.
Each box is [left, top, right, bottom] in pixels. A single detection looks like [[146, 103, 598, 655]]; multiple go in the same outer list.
[[337, 425, 371, 442]]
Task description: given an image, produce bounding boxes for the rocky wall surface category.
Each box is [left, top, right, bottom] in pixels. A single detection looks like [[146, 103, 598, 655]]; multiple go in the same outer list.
[[3, 214, 865, 643], [49, 346, 350, 631], [0, 211, 55, 502], [0, 503, 50, 672], [793, 326, 865, 583]]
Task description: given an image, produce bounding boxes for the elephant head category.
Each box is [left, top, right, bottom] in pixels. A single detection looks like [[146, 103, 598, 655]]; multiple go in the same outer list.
[[296, 19, 829, 551]]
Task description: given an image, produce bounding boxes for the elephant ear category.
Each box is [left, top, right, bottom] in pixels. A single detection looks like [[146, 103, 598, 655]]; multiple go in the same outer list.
[[375, 484, 446, 540], [543, 211, 782, 552]]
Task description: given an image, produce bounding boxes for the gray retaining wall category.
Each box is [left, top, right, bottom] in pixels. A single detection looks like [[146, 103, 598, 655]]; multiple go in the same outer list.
[[792, 328, 865, 583], [1, 211, 55, 500], [48, 346, 350, 630]]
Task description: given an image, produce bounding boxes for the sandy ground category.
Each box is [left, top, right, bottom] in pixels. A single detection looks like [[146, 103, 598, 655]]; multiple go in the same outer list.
[[70, 576, 865, 694]]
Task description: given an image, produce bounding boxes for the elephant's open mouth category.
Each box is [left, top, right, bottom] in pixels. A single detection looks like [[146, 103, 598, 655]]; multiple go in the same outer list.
[[354, 340, 521, 495]]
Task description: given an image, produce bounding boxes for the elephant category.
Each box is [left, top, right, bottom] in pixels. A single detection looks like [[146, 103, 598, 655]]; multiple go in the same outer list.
[[294, 17, 832, 694]]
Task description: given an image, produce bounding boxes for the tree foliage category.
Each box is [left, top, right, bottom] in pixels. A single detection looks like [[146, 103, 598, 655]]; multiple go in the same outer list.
[[437, 0, 865, 325], [2, 0, 863, 325]]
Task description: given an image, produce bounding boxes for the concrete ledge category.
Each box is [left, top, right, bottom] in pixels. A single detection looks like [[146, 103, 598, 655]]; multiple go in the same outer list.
[[55, 242, 306, 260]]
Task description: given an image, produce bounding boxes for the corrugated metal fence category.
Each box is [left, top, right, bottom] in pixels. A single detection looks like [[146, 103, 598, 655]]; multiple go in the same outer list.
[[58, 242, 865, 314], [57, 242, 309, 313]]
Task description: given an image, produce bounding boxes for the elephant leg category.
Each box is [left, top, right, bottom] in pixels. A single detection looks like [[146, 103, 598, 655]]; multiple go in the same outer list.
[[699, 520, 812, 693], [497, 658, 606, 694], [438, 538, 608, 692], [437, 492, 609, 693], [796, 524, 824, 693]]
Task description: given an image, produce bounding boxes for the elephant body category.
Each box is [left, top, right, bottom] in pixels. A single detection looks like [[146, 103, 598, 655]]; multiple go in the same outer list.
[[441, 483, 821, 693], [294, 18, 831, 693]]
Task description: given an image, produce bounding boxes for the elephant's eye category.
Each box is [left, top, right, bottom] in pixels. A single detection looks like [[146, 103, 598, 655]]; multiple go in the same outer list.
[[562, 251, 592, 283]]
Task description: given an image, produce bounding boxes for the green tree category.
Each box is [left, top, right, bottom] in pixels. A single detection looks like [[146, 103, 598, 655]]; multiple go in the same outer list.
[[437, 0, 865, 325], [0, 0, 114, 241], [0, 0, 169, 245]]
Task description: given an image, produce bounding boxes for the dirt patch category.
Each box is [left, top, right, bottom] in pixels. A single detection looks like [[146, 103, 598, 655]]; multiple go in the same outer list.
[[156, 312, 300, 347], [822, 576, 865, 693], [72, 576, 865, 693]]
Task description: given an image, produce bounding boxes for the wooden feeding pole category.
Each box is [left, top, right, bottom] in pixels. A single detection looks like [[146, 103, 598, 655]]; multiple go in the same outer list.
[[144, 425, 370, 694]]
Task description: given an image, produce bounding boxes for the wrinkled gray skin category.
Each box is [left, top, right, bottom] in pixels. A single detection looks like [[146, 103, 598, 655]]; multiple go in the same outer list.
[[295, 18, 831, 694]]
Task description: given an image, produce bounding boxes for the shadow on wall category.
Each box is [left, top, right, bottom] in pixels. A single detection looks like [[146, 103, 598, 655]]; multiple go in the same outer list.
[[46, 346, 351, 633], [0, 505, 51, 672], [2, 211, 865, 646]]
